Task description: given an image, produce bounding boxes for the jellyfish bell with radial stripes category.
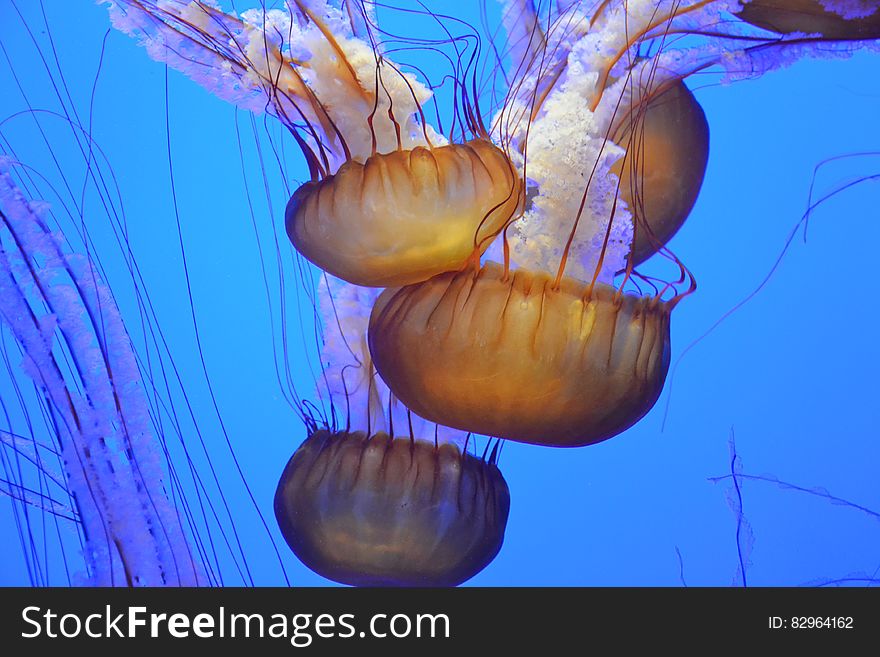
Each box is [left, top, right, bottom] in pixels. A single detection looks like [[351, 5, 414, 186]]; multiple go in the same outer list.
[[368, 0, 853, 448], [275, 279, 510, 586], [104, 0, 523, 288], [368, 1, 729, 448], [274, 428, 509, 586], [610, 76, 709, 266], [272, 2, 523, 287], [286, 137, 523, 287], [368, 262, 673, 448]]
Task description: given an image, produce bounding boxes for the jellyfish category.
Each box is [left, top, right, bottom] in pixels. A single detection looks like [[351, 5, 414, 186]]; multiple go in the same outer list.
[[274, 429, 510, 586], [369, 262, 672, 447], [737, 0, 880, 39], [610, 78, 710, 266], [274, 277, 510, 586], [286, 138, 522, 287], [497, 2, 710, 265], [368, 0, 870, 447], [368, 1, 722, 447], [105, 0, 522, 287], [275, 2, 524, 287]]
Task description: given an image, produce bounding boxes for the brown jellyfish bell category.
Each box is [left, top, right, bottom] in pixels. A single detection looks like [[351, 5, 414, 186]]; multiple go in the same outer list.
[[365, 4, 709, 448], [279, 2, 523, 287], [274, 429, 509, 586], [368, 262, 674, 448], [286, 138, 522, 287], [101, 0, 522, 287], [610, 76, 709, 266], [360, 4, 707, 447], [737, 0, 880, 40]]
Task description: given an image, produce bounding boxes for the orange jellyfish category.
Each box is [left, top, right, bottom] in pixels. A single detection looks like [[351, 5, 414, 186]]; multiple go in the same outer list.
[[274, 429, 509, 586], [369, 262, 673, 447], [287, 138, 522, 287], [275, 2, 522, 287], [611, 76, 709, 265], [105, 0, 522, 288], [275, 278, 509, 585], [368, 2, 717, 448], [737, 0, 880, 39], [367, 0, 862, 448]]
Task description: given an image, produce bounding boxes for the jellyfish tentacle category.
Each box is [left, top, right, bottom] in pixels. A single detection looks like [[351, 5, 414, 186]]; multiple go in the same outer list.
[[0, 167, 202, 586]]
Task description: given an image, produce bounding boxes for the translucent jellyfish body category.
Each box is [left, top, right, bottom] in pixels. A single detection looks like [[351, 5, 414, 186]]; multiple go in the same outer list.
[[274, 430, 510, 586], [611, 79, 709, 265], [286, 139, 522, 286], [737, 0, 880, 39], [369, 263, 672, 447]]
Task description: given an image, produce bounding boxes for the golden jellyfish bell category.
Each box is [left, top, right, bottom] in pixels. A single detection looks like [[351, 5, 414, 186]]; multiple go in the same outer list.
[[286, 139, 522, 287], [611, 78, 709, 266], [368, 263, 672, 448], [737, 0, 880, 39], [274, 430, 510, 587]]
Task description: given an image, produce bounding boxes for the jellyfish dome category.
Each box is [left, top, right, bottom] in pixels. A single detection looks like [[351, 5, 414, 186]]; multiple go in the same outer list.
[[369, 263, 672, 447], [610, 77, 709, 265], [273, 276, 510, 586], [274, 429, 509, 586], [272, 8, 524, 289], [104, 0, 523, 288], [286, 139, 522, 287], [368, 4, 702, 447]]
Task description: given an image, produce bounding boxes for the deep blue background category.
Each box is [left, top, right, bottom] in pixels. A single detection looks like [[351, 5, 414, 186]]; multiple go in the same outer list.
[[1, 1, 878, 586]]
